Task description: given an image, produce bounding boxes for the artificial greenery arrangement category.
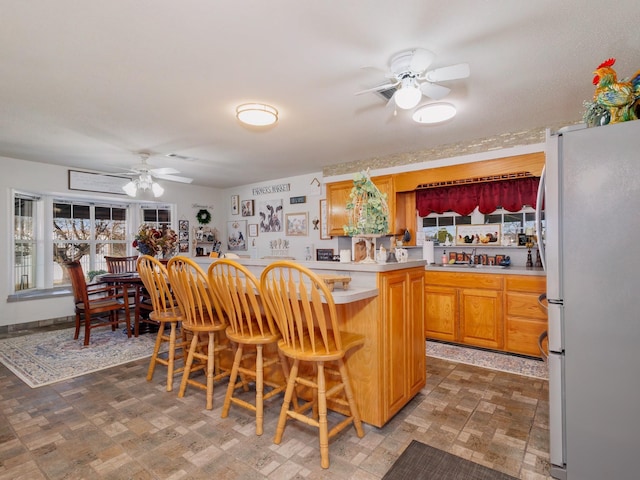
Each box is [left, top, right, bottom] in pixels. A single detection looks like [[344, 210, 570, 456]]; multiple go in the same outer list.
[[343, 170, 389, 236], [133, 224, 178, 258], [196, 208, 212, 225]]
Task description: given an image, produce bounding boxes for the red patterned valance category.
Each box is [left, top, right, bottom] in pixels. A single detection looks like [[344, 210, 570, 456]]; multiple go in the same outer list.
[[416, 177, 540, 216]]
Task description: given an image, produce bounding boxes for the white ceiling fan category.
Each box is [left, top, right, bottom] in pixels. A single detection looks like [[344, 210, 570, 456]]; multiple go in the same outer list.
[[122, 152, 193, 197], [356, 48, 470, 110]]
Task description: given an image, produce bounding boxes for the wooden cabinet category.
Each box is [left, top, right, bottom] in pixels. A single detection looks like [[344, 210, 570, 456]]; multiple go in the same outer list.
[[424, 271, 504, 350], [326, 175, 394, 236], [424, 270, 547, 357], [505, 275, 547, 356], [459, 287, 503, 349], [379, 268, 425, 420], [424, 284, 458, 342]]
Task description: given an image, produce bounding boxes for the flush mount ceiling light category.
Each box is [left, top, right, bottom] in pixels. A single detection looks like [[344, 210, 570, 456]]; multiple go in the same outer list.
[[412, 102, 457, 124], [393, 77, 423, 110], [236, 103, 278, 126], [123, 172, 164, 198]]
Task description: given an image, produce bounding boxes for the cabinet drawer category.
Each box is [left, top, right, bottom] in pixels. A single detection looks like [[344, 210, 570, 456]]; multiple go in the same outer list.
[[425, 271, 503, 290], [506, 317, 547, 357], [506, 275, 546, 293], [506, 292, 547, 320]]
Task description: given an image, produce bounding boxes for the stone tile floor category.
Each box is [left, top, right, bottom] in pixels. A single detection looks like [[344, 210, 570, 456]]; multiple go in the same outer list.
[[0, 325, 551, 479]]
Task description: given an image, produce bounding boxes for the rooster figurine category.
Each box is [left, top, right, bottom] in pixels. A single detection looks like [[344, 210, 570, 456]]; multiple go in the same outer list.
[[589, 58, 640, 124]]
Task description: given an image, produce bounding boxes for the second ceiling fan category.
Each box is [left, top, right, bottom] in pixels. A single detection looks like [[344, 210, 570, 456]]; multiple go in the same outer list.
[[356, 48, 470, 110]]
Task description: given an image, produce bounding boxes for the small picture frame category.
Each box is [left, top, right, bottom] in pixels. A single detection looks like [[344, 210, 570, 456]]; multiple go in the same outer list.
[[285, 212, 308, 236], [248, 223, 258, 237], [316, 248, 334, 261], [241, 199, 254, 217], [231, 195, 239, 215], [179, 219, 189, 231], [319, 199, 330, 240]]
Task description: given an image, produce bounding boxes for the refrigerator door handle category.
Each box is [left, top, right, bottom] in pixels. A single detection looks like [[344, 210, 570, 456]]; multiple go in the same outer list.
[[537, 330, 548, 360], [535, 164, 546, 271]]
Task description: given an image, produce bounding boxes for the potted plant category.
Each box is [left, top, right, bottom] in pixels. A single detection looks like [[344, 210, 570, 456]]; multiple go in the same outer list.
[[343, 171, 389, 236], [343, 171, 389, 262]]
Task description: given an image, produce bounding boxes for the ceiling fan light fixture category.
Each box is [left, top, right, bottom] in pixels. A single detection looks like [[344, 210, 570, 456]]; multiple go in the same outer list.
[[122, 173, 165, 198], [151, 182, 164, 197], [236, 103, 278, 126], [123, 181, 138, 197], [394, 79, 422, 110], [412, 102, 457, 124]]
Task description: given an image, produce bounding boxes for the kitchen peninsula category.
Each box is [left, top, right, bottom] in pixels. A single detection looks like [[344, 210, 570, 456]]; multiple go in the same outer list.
[[195, 257, 427, 428]]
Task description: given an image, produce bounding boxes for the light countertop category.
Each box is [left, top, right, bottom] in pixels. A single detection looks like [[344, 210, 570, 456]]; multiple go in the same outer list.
[[425, 264, 545, 276]]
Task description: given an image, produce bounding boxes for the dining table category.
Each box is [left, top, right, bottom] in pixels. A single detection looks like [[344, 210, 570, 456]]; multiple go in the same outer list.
[[95, 272, 157, 335]]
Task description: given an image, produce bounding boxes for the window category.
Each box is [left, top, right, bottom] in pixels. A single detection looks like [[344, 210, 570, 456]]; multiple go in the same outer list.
[[53, 201, 129, 285], [422, 212, 471, 244], [142, 205, 171, 229], [14, 194, 37, 291], [421, 206, 544, 245]]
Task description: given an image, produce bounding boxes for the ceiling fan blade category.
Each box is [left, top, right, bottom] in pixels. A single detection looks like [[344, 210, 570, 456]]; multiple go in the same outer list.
[[423, 63, 470, 82], [153, 173, 194, 184], [420, 82, 451, 100], [355, 81, 399, 95], [409, 48, 436, 73], [150, 167, 180, 175]]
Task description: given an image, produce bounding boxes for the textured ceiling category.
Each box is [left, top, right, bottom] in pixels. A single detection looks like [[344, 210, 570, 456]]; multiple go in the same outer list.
[[1, 1, 639, 188]]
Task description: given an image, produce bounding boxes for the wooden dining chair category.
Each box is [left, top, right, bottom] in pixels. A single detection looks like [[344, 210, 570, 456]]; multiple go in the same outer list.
[[65, 261, 131, 346], [259, 260, 365, 469], [136, 255, 187, 392], [105, 255, 154, 335], [208, 259, 288, 435], [105, 255, 139, 273], [166, 256, 230, 410]]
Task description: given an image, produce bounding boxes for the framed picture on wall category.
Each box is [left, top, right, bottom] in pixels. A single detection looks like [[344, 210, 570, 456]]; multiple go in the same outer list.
[[231, 195, 239, 215], [258, 198, 283, 232], [227, 220, 247, 251], [248, 223, 258, 237], [241, 199, 254, 217], [319, 199, 330, 240], [286, 212, 308, 236]]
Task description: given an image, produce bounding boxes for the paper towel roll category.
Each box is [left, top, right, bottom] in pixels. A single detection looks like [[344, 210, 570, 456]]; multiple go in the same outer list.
[[423, 241, 435, 264]]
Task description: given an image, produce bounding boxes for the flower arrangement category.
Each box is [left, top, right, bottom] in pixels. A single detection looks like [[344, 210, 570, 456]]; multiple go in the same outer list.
[[133, 224, 178, 258]]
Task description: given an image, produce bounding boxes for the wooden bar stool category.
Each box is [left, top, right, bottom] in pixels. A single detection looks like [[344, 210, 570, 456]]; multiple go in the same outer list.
[[167, 256, 229, 410], [208, 259, 288, 435], [260, 260, 365, 468], [136, 255, 187, 392]]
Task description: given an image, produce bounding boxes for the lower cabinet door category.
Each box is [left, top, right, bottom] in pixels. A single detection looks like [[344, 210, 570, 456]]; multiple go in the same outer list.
[[459, 288, 503, 349], [425, 285, 458, 342]]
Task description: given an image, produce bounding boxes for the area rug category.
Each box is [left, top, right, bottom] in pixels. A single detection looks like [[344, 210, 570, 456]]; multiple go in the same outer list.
[[426, 341, 547, 379], [0, 328, 160, 388], [383, 440, 518, 480]]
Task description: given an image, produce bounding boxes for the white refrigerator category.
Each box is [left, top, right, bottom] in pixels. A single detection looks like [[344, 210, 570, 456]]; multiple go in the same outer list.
[[537, 120, 640, 480]]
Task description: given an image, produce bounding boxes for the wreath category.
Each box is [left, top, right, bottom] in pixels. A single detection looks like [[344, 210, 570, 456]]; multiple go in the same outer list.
[[196, 209, 211, 225]]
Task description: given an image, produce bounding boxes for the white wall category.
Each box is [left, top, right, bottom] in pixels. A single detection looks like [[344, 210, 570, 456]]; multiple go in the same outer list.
[[219, 172, 338, 260]]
